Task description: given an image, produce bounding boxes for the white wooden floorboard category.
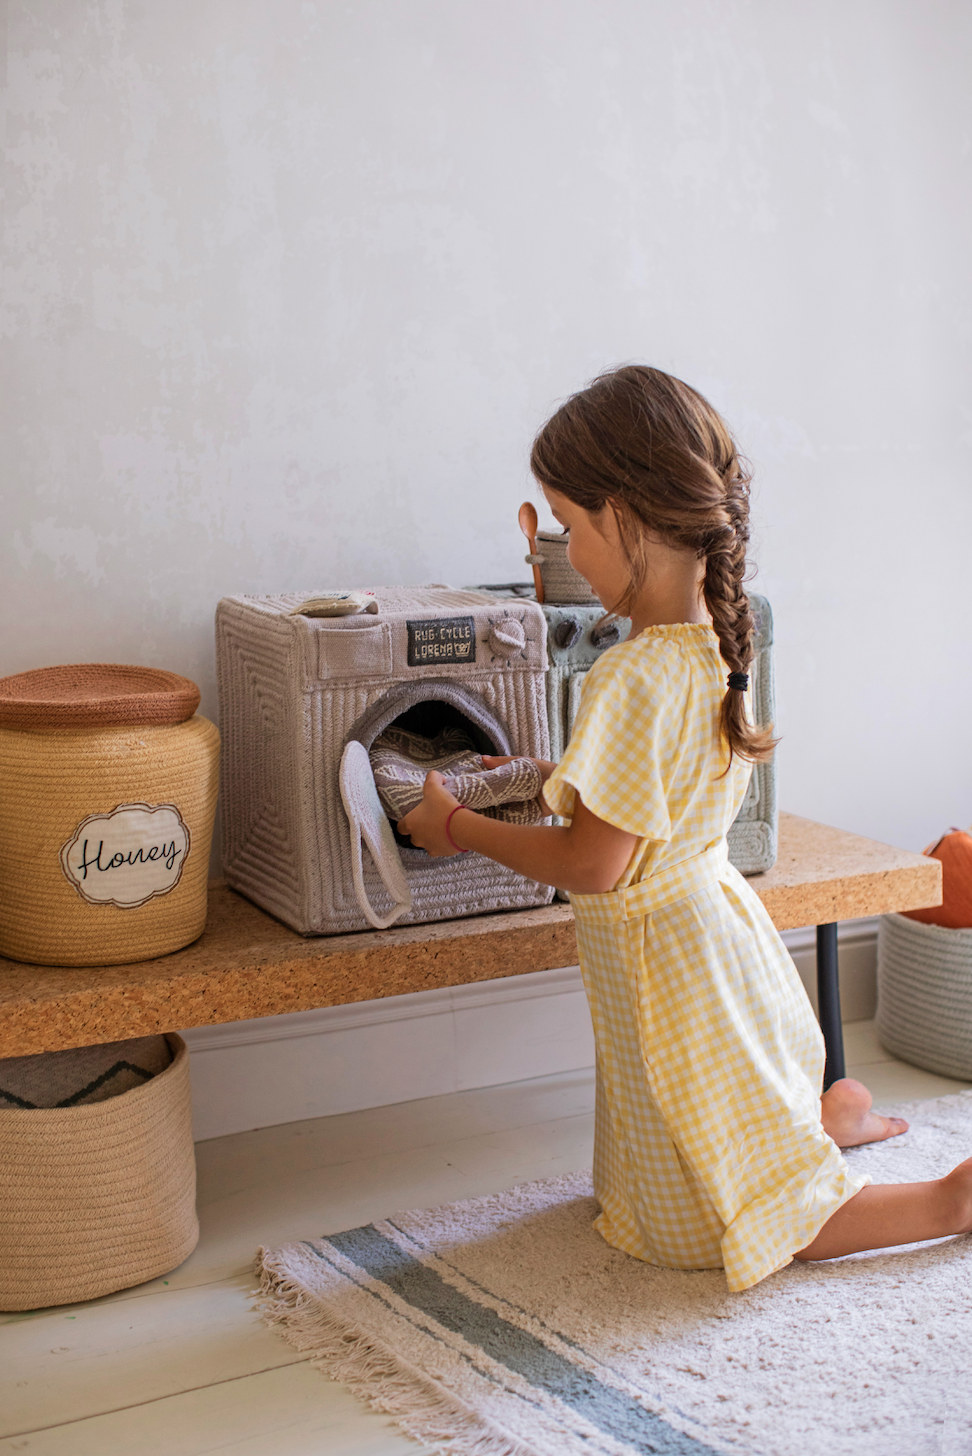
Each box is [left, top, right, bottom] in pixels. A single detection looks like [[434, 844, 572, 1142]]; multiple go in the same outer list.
[[0, 1070, 597, 1323], [848, 1057, 971, 1103], [0, 1362, 434, 1456], [0, 1273, 303, 1437], [3, 1030, 966, 1456]]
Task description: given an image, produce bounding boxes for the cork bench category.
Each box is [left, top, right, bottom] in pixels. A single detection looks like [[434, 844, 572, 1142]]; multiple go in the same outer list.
[[0, 813, 941, 1086]]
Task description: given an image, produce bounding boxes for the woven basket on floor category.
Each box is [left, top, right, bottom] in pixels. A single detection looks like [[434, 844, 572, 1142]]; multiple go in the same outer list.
[[0, 664, 219, 966], [0, 1034, 198, 1311], [877, 913, 972, 1081]]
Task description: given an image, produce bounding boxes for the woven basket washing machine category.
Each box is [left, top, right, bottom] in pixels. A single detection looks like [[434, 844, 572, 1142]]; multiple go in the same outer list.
[[216, 587, 555, 935]]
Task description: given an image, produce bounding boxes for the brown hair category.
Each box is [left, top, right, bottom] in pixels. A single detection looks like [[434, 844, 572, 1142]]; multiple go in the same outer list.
[[530, 364, 775, 765]]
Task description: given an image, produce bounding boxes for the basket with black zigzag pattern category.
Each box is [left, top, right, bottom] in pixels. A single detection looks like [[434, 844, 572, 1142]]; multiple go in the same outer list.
[[0, 1034, 198, 1310]]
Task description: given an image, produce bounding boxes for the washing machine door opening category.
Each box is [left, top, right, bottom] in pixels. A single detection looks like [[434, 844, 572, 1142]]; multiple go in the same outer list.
[[344, 680, 515, 860]]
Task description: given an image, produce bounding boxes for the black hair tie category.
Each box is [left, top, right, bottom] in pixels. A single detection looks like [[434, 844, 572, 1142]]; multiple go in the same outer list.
[[727, 672, 749, 692]]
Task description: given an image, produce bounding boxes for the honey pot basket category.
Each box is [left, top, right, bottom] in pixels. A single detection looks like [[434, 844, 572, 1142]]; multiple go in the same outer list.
[[0, 1034, 198, 1311], [0, 664, 219, 966]]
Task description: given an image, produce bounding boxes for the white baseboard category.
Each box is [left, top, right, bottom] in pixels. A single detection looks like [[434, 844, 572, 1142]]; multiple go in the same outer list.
[[181, 920, 879, 1141]]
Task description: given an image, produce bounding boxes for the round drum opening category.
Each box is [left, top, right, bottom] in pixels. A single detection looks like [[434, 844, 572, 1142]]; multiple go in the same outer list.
[[345, 681, 513, 858], [386, 699, 499, 758]]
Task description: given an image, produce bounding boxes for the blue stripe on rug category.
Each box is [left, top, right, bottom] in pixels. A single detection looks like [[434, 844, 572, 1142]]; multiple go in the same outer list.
[[325, 1223, 717, 1456]]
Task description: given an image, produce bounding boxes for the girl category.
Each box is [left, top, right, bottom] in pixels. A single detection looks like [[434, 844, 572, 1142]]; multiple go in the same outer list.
[[400, 365, 972, 1291]]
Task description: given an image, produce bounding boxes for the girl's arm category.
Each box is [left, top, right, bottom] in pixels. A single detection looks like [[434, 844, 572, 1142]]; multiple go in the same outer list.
[[397, 770, 636, 895]]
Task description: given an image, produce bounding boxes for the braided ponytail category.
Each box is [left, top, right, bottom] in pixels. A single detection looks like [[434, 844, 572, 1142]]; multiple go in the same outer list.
[[530, 364, 777, 766], [699, 472, 776, 765]]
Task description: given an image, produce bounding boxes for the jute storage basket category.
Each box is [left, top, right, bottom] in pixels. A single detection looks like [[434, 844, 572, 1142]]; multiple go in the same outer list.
[[0, 664, 219, 966], [0, 1033, 198, 1311], [877, 913, 972, 1081]]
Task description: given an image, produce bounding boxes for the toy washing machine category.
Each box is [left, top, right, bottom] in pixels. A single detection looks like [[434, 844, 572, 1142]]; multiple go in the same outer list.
[[472, 586, 778, 875], [215, 587, 555, 935]]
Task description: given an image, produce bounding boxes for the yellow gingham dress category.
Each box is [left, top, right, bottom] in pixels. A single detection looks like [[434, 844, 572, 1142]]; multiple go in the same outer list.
[[544, 623, 868, 1291]]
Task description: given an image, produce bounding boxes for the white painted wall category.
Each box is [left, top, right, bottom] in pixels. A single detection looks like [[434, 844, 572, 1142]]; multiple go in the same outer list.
[[3, 4, 970, 1132], [4, 0, 971, 854]]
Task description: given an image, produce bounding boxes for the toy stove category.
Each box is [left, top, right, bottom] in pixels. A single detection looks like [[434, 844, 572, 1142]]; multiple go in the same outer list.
[[473, 586, 777, 875], [216, 587, 555, 935]]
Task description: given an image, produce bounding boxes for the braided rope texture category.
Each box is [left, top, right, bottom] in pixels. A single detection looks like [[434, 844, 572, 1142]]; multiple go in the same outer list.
[[0, 716, 220, 966], [216, 588, 555, 935], [531, 531, 601, 605], [877, 914, 972, 1081], [0, 1034, 198, 1311]]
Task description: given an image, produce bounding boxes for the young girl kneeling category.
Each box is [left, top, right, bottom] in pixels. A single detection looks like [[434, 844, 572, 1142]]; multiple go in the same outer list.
[[400, 365, 972, 1291]]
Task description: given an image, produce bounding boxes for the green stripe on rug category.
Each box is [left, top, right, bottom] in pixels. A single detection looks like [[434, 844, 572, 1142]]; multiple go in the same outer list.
[[257, 1090, 972, 1456], [323, 1222, 715, 1455]]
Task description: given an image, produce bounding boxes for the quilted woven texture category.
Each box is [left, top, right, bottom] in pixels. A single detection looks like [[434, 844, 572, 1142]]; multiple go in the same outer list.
[[216, 587, 555, 935], [0, 1035, 172, 1110], [877, 912, 972, 1081], [370, 725, 544, 825]]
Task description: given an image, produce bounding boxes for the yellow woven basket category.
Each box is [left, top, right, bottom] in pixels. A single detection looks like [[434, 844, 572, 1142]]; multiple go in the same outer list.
[[0, 665, 219, 966], [0, 1034, 198, 1311]]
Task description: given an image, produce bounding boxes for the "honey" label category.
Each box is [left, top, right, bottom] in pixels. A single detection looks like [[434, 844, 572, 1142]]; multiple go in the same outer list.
[[406, 617, 476, 667], [60, 803, 191, 909]]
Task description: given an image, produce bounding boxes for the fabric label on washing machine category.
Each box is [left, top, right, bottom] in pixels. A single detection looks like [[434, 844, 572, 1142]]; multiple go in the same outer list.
[[59, 802, 191, 909], [406, 616, 476, 666]]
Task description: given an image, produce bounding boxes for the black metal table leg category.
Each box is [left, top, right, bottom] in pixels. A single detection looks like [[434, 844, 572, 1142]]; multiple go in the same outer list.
[[816, 923, 846, 1090]]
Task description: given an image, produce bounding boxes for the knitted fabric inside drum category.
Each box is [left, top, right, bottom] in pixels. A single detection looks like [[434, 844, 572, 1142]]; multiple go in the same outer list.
[[0, 1035, 172, 1110], [370, 726, 544, 826]]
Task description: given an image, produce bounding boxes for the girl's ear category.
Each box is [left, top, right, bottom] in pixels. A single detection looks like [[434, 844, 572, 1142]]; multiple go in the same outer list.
[[600, 497, 627, 537]]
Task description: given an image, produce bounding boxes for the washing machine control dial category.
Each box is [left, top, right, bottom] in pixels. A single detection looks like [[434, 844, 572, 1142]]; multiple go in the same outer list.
[[488, 617, 526, 658]]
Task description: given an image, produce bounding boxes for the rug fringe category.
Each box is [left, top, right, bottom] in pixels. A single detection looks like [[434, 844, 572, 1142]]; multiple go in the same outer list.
[[255, 1247, 541, 1456]]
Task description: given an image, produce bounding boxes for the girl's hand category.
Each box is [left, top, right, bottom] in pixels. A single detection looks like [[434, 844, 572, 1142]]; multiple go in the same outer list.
[[481, 754, 557, 784], [398, 771, 470, 857]]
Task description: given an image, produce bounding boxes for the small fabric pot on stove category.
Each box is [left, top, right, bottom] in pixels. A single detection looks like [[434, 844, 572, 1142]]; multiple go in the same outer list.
[[0, 1033, 197, 1311], [0, 664, 220, 966], [526, 531, 601, 606]]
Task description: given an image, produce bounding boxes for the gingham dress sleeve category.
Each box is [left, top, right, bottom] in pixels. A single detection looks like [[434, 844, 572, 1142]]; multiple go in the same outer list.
[[544, 649, 672, 843]]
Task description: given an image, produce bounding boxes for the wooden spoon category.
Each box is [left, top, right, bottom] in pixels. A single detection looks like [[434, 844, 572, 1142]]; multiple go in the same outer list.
[[518, 501, 545, 604]]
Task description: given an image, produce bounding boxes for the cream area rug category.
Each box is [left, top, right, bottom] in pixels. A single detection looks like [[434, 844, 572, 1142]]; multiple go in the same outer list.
[[257, 1091, 972, 1456]]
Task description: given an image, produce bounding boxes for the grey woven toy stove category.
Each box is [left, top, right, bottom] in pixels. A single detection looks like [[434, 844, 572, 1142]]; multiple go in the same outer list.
[[216, 588, 556, 936], [473, 585, 778, 876]]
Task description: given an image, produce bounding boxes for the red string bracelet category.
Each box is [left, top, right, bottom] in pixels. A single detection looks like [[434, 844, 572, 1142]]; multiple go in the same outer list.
[[445, 804, 470, 854]]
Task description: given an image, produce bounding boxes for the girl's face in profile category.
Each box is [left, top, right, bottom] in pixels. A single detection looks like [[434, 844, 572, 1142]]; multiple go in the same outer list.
[[541, 485, 626, 613], [540, 483, 707, 632]]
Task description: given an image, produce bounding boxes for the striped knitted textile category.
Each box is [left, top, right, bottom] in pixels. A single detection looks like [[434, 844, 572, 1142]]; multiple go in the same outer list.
[[370, 725, 544, 826]]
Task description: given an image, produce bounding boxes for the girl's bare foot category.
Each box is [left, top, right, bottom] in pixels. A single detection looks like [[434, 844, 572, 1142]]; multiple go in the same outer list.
[[821, 1077, 909, 1148]]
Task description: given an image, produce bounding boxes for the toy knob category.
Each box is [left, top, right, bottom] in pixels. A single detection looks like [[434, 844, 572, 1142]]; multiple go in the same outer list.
[[553, 618, 582, 649], [488, 618, 526, 657], [591, 616, 623, 648]]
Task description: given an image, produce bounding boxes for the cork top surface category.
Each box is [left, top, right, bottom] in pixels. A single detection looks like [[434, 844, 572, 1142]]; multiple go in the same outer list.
[[0, 813, 942, 1056], [0, 664, 201, 730]]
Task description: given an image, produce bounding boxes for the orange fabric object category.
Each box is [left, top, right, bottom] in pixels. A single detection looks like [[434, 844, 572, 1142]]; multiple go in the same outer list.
[[903, 828, 972, 929]]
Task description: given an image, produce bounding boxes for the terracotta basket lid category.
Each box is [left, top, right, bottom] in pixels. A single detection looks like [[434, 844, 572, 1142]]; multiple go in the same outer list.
[[0, 664, 201, 731]]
